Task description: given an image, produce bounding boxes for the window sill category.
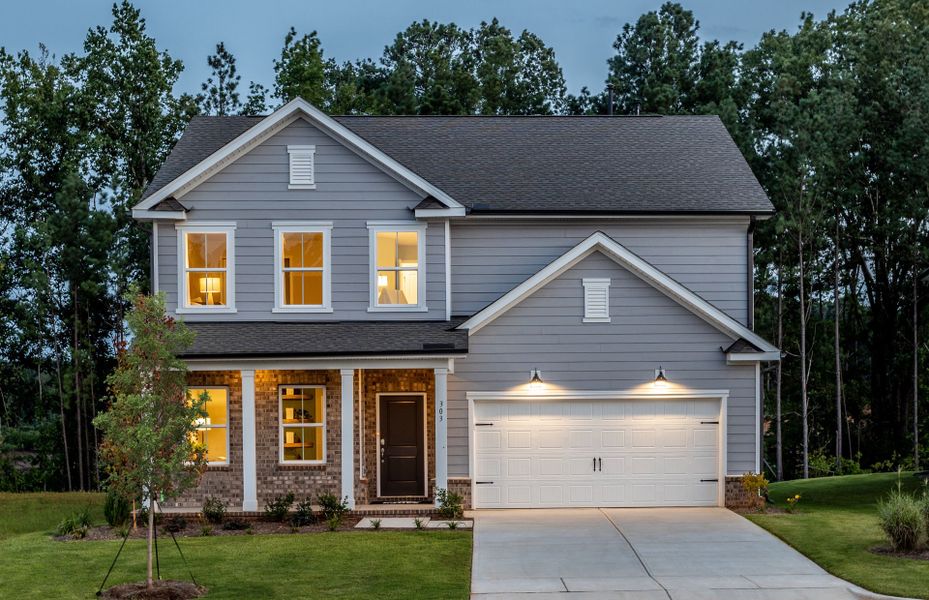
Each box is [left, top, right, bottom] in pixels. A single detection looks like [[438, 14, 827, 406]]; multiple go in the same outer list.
[[277, 462, 327, 470], [272, 306, 333, 314], [288, 184, 316, 190], [582, 317, 611, 323], [367, 306, 429, 313], [205, 463, 231, 471], [176, 307, 237, 314]]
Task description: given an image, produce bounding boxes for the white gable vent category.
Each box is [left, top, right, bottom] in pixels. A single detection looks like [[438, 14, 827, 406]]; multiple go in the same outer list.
[[288, 145, 316, 189], [582, 278, 611, 323]]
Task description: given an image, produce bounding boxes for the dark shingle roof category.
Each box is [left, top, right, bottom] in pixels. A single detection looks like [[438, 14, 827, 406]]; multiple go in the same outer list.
[[723, 338, 765, 354], [179, 320, 468, 359], [152, 197, 187, 211], [143, 114, 773, 215]]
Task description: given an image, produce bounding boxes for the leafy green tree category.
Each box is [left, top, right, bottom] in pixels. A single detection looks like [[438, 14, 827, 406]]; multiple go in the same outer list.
[[199, 41, 241, 115], [242, 80, 268, 115], [94, 292, 206, 590], [273, 27, 329, 106], [473, 18, 565, 115]]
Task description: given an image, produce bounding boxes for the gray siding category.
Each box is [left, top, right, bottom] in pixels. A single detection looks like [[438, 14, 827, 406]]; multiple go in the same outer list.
[[157, 118, 446, 320], [449, 220, 749, 325], [447, 251, 757, 477]]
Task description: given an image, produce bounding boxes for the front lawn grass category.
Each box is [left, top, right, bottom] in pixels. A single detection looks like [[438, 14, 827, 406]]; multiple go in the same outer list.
[[0, 493, 471, 599], [747, 472, 928, 600]]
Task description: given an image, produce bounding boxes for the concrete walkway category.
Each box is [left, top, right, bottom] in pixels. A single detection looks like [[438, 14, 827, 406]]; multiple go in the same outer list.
[[471, 507, 887, 600]]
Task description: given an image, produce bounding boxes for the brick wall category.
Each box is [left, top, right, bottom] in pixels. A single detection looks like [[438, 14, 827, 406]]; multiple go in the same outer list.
[[725, 475, 762, 510], [447, 478, 472, 510]]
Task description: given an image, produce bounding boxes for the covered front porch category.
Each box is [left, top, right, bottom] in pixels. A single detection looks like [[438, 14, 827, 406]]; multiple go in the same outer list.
[[173, 357, 453, 512]]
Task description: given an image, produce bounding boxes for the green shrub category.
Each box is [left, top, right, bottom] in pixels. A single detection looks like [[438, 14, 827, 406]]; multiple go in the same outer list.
[[291, 498, 315, 527], [414, 517, 425, 530], [264, 492, 295, 522], [435, 488, 464, 519], [326, 515, 342, 531], [56, 508, 92, 539], [200, 524, 213, 536], [317, 492, 349, 521], [370, 518, 382, 530], [920, 487, 929, 535], [103, 489, 131, 527], [877, 490, 924, 552], [202, 496, 226, 524]]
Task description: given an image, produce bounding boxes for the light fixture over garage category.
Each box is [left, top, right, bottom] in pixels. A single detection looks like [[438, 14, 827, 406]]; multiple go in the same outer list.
[[654, 366, 668, 388], [529, 368, 543, 390]]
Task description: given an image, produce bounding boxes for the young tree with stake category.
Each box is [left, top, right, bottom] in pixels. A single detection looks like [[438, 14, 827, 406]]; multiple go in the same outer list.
[[94, 292, 207, 590]]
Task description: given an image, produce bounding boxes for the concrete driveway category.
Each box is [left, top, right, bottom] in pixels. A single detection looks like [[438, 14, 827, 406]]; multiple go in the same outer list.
[[471, 508, 877, 599]]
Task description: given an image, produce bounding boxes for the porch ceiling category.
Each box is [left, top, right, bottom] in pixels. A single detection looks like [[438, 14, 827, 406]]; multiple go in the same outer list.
[[178, 319, 468, 359]]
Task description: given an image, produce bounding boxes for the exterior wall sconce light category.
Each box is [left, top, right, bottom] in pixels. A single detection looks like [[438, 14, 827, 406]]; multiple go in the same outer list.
[[654, 366, 668, 388], [529, 368, 543, 391]]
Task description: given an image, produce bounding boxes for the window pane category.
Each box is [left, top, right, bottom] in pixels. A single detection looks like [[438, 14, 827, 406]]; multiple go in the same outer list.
[[202, 427, 228, 463], [303, 271, 323, 305], [302, 233, 323, 268], [397, 231, 418, 267], [282, 232, 302, 268], [281, 387, 323, 424], [282, 426, 323, 461], [186, 233, 206, 268], [187, 271, 226, 306], [189, 388, 228, 463], [204, 233, 227, 268], [283, 271, 303, 305], [398, 270, 418, 305], [376, 231, 397, 268], [198, 388, 227, 426]]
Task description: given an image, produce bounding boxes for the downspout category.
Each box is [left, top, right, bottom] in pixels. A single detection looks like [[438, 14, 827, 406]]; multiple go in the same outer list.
[[747, 217, 756, 330]]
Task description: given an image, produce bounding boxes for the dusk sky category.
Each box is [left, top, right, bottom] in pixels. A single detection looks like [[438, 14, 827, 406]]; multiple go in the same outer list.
[[2, 0, 851, 97]]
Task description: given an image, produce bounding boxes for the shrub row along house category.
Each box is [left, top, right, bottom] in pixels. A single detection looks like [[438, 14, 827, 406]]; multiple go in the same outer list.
[[133, 98, 778, 512]]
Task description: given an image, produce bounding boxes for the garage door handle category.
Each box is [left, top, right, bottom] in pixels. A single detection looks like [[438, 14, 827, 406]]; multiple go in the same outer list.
[[476, 481, 495, 485], [598, 457, 602, 472], [475, 423, 494, 427], [700, 421, 719, 424], [700, 479, 719, 482], [593, 457, 596, 472]]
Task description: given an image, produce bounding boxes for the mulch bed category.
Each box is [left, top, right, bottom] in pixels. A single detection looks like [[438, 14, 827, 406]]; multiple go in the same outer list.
[[731, 506, 790, 515], [870, 546, 929, 561], [100, 580, 205, 599], [56, 515, 364, 541]]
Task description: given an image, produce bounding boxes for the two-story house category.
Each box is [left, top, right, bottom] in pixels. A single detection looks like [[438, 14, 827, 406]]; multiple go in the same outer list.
[[133, 98, 778, 512]]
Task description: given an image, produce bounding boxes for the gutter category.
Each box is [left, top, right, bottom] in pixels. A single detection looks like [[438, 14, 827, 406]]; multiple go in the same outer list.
[[748, 216, 756, 330]]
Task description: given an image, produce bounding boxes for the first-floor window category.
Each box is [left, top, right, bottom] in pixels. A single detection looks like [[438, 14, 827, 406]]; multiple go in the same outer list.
[[280, 386, 325, 463], [189, 387, 228, 464]]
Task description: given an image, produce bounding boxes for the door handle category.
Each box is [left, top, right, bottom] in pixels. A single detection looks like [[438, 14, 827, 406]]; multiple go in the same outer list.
[[593, 457, 596, 472], [598, 457, 602, 472]]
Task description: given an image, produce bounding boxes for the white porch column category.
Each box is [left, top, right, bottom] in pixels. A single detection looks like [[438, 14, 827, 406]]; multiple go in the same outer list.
[[240, 370, 257, 512], [434, 367, 448, 505], [340, 369, 356, 509]]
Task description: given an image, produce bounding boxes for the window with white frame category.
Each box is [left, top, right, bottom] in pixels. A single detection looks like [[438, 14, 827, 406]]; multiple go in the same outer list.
[[582, 278, 611, 322], [177, 224, 235, 312], [368, 223, 426, 310], [273, 223, 331, 312], [189, 387, 228, 465], [288, 145, 316, 189], [279, 386, 325, 463]]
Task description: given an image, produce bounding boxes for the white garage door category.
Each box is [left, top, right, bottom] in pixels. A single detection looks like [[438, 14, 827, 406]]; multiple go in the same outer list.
[[473, 397, 721, 508]]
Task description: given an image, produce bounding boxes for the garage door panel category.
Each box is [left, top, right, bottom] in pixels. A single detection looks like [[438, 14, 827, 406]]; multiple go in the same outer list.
[[473, 398, 720, 509]]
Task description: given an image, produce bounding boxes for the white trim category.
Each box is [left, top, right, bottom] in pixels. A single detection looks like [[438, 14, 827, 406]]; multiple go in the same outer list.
[[185, 356, 458, 372], [152, 222, 159, 293], [459, 231, 779, 354], [457, 214, 762, 222], [340, 369, 355, 509], [582, 277, 611, 323], [375, 391, 429, 498], [240, 371, 257, 511], [278, 384, 326, 466], [287, 144, 316, 189], [445, 220, 452, 321], [175, 223, 236, 313], [133, 209, 186, 221], [434, 368, 448, 504], [133, 98, 464, 211], [727, 351, 781, 364], [467, 389, 729, 509], [755, 362, 762, 474], [188, 385, 230, 467], [415, 207, 467, 218], [367, 222, 428, 312], [272, 223, 332, 313]]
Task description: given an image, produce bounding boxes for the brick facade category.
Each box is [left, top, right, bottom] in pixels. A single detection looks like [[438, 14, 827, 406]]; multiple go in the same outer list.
[[724, 475, 762, 510], [447, 478, 473, 510], [170, 368, 439, 512]]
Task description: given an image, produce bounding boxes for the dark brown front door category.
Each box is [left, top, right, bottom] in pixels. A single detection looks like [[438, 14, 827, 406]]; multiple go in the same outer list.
[[379, 395, 425, 496]]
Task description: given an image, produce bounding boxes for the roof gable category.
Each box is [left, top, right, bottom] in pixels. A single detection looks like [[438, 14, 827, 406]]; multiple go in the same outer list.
[[133, 98, 464, 217], [458, 231, 779, 357]]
